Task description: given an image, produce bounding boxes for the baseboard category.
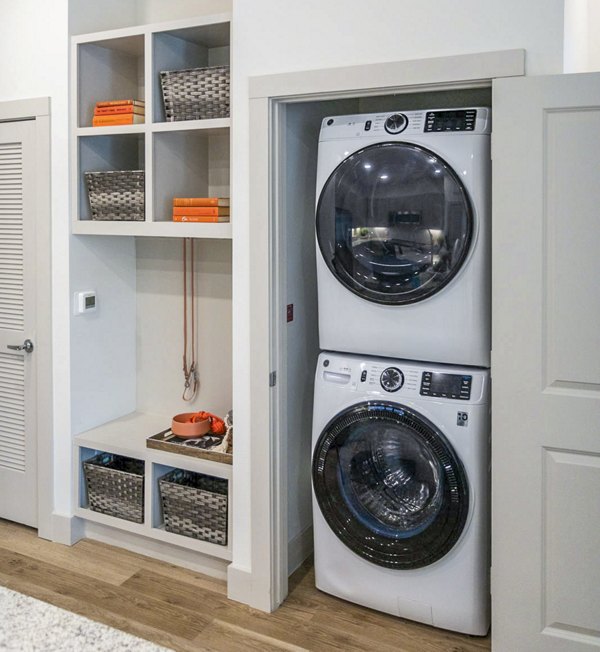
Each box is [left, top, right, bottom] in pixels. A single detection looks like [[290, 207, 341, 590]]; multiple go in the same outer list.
[[227, 564, 254, 604], [288, 525, 313, 575], [226, 528, 314, 613], [48, 513, 85, 545], [82, 521, 229, 580]]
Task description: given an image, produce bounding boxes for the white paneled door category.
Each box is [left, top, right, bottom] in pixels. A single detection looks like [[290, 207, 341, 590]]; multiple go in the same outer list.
[[0, 119, 37, 528], [492, 72, 600, 651]]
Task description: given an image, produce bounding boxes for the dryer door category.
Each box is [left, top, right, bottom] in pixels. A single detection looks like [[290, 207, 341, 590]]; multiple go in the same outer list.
[[316, 142, 473, 305], [312, 401, 469, 569]]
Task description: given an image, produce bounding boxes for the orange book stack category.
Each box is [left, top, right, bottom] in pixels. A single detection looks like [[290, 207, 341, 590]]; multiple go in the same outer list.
[[92, 100, 145, 127], [172, 197, 230, 222]]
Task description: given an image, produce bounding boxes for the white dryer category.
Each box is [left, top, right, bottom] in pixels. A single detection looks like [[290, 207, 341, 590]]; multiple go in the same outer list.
[[312, 351, 490, 635], [315, 108, 491, 367]]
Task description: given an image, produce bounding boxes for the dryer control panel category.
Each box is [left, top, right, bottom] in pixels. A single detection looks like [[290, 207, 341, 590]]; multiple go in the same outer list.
[[319, 106, 491, 140], [424, 109, 478, 132]]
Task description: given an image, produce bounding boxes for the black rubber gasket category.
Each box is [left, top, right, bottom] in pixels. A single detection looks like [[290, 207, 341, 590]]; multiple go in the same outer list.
[[316, 142, 474, 305], [312, 401, 469, 569]]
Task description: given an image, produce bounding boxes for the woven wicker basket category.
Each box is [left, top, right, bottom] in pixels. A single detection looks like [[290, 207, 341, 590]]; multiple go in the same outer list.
[[83, 453, 145, 523], [160, 65, 230, 121], [159, 469, 228, 545], [85, 170, 145, 221]]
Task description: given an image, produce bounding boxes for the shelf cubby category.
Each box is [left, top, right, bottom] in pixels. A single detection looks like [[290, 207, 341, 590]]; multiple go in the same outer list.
[[76, 446, 146, 526], [77, 34, 145, 129], [150, 462, 231, 552], [78, 133, 145, 221], [153, 128, 229, 222], [152, 22, 230, 124]]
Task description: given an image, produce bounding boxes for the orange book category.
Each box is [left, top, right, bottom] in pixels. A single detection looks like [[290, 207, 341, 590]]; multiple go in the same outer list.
[[173, 214, 230, 223], [94, 105, 145, 116], [173, 197, 229, 207], [95, 99, 145, 108], [172, 207, 230, 217], [92, 114, 145, 126]]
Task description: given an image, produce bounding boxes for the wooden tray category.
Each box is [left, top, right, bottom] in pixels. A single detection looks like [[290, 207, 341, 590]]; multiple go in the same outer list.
[[147, 429, 232, 465]]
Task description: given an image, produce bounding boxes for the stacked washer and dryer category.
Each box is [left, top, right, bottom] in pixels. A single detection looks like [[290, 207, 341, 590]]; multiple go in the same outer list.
[[310, 108, 492, 635]]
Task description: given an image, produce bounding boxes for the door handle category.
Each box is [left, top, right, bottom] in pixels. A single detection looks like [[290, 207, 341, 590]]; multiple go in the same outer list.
[[7, 339, 34, 353]]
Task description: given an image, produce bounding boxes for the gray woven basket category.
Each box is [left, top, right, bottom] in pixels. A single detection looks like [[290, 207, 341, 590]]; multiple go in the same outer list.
[[159, 469, 228, 545], [160, 65, 230, 121], [85, 170, 145, 221], [83, 453, 145, 523]]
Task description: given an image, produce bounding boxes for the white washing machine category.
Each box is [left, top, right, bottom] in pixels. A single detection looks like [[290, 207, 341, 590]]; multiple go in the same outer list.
[[311, 351, 490, 635], [315, 107, 491, 367]]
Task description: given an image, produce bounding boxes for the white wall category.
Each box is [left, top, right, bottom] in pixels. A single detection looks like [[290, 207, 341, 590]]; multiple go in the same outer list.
[[0, 0, 71, 529], [590, 1, 600, 70], [70, 237, 137, 436], [69, 0, 138, 34], [564, 0, 600, 72], [234, 0, 564, 78], [136, 238, 232, 419], [230, 0, 566, 572], [136, 0, 231, 23], [69, 0, 231, 34]]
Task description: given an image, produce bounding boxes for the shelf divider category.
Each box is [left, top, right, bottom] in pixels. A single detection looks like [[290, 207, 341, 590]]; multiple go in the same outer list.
[[72, 220, 232, 239]]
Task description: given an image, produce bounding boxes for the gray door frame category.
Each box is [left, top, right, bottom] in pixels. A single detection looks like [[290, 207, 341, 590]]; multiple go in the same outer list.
[[232, 50, 525, 611]]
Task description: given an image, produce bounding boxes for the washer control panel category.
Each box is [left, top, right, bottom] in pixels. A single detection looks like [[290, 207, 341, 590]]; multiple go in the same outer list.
[[420, 371, 472, 400], [361, 361, 420, 393], [318, 353, 487, 404]]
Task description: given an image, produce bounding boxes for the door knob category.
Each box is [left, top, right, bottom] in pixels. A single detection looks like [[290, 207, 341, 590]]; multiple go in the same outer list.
[[7, 339, 34, 353]]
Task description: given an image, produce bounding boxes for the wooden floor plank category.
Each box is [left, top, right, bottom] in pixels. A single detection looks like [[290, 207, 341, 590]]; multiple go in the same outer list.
[[0, 519, 137, 586], [75, 537, 228, 596], [0, 546, 209, 640], [122, 569, 230, 610], [0, 522, 491, 652], [196, 620, 303, 652]]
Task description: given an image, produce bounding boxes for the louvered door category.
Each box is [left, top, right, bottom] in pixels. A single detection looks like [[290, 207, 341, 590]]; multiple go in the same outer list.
[[0, 119, 37, 527]]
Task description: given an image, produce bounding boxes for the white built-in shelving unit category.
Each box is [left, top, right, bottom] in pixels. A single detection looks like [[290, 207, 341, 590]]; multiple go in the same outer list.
[[70, 14, 233, 566], [71, 14, 232, 238], [74, 412, 232, 560]]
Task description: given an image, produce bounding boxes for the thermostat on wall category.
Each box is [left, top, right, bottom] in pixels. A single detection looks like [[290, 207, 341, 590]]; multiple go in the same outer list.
[[75, 290, 97, 315]]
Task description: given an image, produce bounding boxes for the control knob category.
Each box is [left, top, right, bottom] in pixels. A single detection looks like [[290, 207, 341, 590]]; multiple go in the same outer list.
[[384, 113, 408, 134], [380, 367, 404, 392]]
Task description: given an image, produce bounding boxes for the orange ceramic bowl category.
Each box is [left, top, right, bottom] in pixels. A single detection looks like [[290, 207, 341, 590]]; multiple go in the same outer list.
[[171, 413, 211, 438]]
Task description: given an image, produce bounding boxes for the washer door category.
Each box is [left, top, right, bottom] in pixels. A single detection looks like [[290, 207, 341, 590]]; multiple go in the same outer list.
[[312, 401, 469, 569], [316, 142, 473, 305]]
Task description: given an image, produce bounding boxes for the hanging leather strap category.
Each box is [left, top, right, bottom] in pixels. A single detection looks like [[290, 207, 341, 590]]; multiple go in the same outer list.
[[182, 238, 199, 401]]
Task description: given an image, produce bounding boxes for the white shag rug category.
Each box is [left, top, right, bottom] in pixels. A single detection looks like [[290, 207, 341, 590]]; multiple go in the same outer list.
[[0, 586, 172, 652]]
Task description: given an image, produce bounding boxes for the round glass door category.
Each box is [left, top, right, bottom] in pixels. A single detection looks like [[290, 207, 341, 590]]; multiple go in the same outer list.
[[316, 142, 473, 305], [312, 402, 469, 569]]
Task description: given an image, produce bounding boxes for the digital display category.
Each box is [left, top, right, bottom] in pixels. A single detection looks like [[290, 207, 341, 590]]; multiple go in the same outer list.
[[425, 109, 477, 132], [420, 371, 472, 400], [85, 295, 96, 309]]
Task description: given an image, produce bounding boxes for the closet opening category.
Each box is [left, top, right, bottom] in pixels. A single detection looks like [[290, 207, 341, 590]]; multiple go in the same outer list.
[[274, 85, 492, 590]]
